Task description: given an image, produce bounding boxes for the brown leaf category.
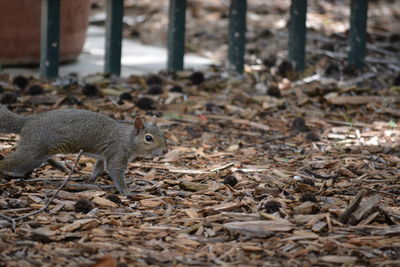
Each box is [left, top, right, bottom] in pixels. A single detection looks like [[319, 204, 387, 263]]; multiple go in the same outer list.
[[92, 197, 119, 208], [89, 255, 117, 267]]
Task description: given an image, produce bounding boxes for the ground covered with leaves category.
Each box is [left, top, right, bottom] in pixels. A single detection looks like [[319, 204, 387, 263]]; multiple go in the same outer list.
[[1, 0, 400, 266]]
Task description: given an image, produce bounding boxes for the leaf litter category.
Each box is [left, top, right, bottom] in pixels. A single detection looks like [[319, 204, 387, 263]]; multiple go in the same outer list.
[[1, 0, 400, 266]]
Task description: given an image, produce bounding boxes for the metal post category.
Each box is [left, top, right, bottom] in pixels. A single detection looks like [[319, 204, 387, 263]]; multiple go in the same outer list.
[[40, 0, 60, 79], [104, 0, 124, 75], [288, 0, 308, 72], [348, 0, 368, 68], [167, 0, 187, 71], [228, 0, 247, 74]]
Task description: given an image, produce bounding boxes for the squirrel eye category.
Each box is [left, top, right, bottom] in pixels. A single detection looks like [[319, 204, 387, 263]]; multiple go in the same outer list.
[[144, 134, 153, 143]]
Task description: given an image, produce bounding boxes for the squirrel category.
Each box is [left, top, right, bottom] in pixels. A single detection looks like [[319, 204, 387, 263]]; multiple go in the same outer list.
[[0, 107, 166, 195]]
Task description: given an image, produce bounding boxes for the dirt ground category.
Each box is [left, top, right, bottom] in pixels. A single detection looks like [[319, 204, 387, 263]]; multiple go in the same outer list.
[[1, 0, 400, 266]]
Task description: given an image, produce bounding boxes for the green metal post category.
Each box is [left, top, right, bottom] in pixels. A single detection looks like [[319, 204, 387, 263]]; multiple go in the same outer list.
[[40, 0, 60, 79], [288, 0, 308, 71], [228, 0, 247, 74], [104, 0, 123, 76], [167, 0, 186, 71], [348, 0, 368, 68]]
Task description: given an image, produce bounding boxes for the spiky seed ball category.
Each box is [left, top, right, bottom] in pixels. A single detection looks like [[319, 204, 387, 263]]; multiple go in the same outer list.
[[28, 85, 44, 95], [146, 75, 163, 86], [393, 74, 400, 86], [0, 92, 17, 104], [324, 62, 340, 77], [106, 194, 122, 205], [320, 43, 335, 51], [261, 200, 281, 214], [60, 95, 81, 106], [389, 33, 400, 42], [74, 198, 95, 214], [262, 54, 277, 67], [136, 97, 155, 110], [305, 132, 320, 142], [300, 192, 317, 202], [30, 233, 52, 244], [170, 85, 183, 93], [343, 64, 356, 76], [119, 92, 133, 101], [291, 117, 308, 133], [82, 84, 98, 96], [189, 71, 205, 85], [147, 85, 163, 95], [222, 175, 238, 187], [267, 86, 282, 98], [300, 178, 315, 186], [12, 76, 29, 89], [278, 60, 293, 77]]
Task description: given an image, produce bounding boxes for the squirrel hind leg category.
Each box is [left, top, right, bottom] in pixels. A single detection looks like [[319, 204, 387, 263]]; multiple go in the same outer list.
[[89, 159, 105, 182], [0, 150, 47, 177]]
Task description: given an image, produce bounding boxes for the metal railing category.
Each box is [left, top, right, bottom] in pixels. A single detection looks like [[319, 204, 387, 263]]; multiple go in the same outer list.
[[39, 0, 368, 78]]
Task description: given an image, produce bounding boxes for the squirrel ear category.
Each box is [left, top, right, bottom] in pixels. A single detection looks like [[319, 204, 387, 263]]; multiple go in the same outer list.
[[134, 117, 144, 135]]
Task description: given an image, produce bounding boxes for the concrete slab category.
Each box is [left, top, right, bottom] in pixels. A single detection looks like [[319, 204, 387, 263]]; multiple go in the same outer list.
[[2, 26, 214, 77]]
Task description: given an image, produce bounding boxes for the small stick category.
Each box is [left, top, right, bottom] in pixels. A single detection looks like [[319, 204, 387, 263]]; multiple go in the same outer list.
[[169, 162, 268, 174], [264, 133, 298, 142], [0, 213, 16, 230], [324, 119, 371, 128], [15, 150, 83, 221], [303, 169, 339, 180], [0, 150, 83, 230], [209, 162, 236, 172]]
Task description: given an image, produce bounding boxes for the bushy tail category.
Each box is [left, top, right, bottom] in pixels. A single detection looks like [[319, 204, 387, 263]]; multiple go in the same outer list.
[[0, 106, 27, 134]]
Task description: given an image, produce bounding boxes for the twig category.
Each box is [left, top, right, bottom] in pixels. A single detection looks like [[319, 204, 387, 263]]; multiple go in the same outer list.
[[338, 72, 376, 87], [0, 150, 83, 230], [209, 162, 236, 172], [361, 186, 399, 198], [169, 162, 268, 174], [0, 177, 85, 190], [324, 119, 371, 128], [264, 132, 298, 142], [15, 150, 83, 221], [314, 49, 400, 65], [43, 179, 138, 190], [303, 169, 339, 180], [169, 162, 236, 174], [0, 213, 16, 230], [207, 115, 270, 131]]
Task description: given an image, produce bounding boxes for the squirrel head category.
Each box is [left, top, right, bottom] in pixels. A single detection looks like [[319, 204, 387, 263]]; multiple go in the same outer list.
[[132, 117, 166, 158]]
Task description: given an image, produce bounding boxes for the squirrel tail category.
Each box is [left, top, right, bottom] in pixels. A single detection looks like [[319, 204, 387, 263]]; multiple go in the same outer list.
[[0, 106, 27, 134]]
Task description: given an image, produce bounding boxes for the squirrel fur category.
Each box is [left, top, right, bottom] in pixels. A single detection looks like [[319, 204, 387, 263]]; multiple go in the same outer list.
[[0, 108, 166, 195]]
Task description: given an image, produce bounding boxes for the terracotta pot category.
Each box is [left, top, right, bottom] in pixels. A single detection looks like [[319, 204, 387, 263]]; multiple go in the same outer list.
[[0, 0, 91, 65]]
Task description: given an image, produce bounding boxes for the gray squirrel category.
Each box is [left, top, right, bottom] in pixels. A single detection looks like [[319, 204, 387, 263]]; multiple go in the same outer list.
[[0, 107, 166, 195]]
